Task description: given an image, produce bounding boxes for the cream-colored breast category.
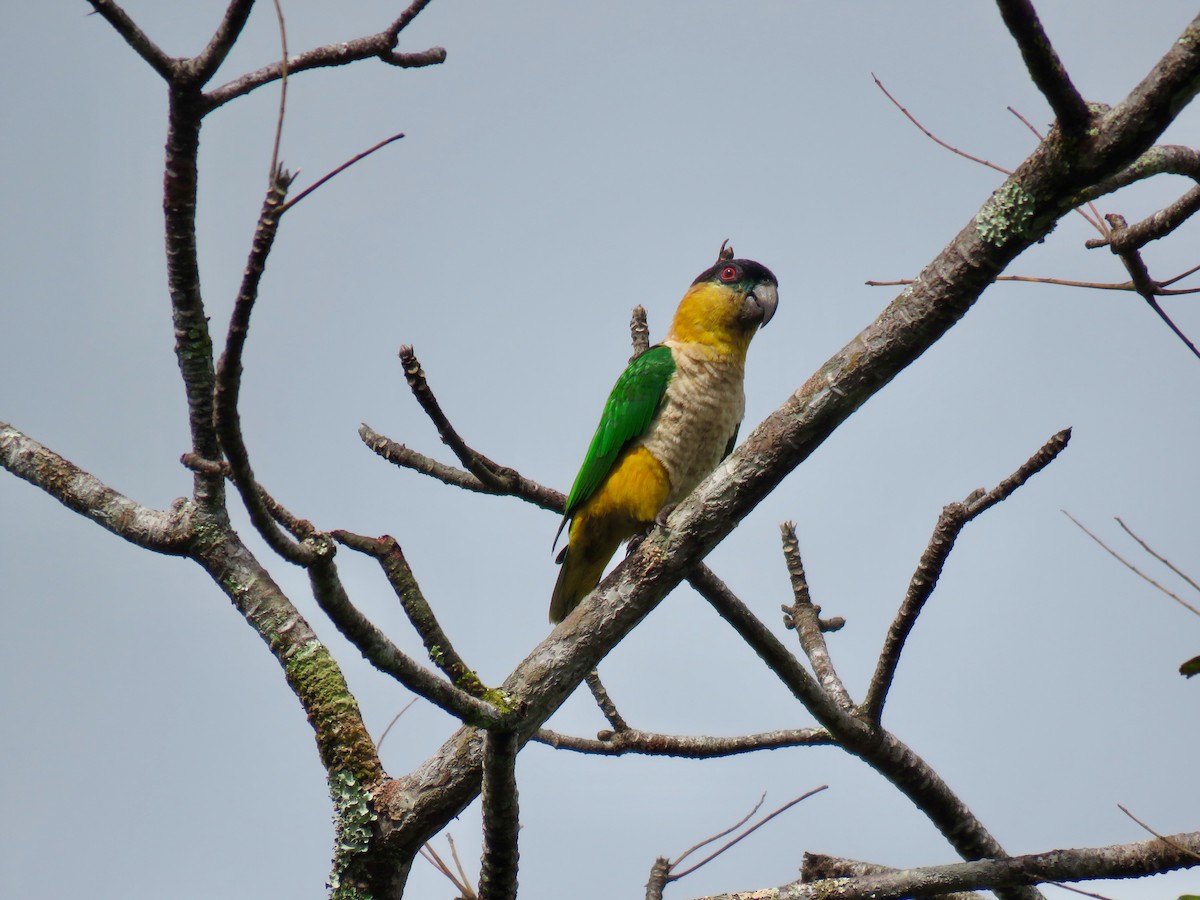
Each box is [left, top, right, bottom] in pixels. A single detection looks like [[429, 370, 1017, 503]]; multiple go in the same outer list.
[[635, 341, 746, 505]]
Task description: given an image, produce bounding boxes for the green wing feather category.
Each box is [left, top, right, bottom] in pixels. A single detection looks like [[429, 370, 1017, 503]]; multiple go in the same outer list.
[[556, 345, 675, 542]]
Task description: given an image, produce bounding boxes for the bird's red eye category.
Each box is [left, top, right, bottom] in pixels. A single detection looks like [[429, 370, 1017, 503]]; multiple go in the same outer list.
[[720, 265, 738, 282]]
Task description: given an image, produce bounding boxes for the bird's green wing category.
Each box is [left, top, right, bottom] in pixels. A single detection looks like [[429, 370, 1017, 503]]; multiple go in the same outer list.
[[559, 344, 675, 527]]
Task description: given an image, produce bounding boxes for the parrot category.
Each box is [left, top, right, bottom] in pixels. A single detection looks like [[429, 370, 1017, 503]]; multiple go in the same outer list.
[[550, 248, 779, 623]]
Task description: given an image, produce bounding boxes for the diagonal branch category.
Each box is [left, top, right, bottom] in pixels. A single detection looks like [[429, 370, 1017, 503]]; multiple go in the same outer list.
[[213, 166, 320, 566], [0, 420, 192, 553], [189, 0, 256, 85], [86, 0, 178, 81], [331, 530, 493, 698], [308, 555, 511, 728], [864, 428, 1072, 722], [994, 0, 1091, 134]]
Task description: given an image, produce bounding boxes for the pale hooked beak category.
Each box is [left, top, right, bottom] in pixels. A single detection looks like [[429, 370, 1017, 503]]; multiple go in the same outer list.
[[750, 282, 778, 327]]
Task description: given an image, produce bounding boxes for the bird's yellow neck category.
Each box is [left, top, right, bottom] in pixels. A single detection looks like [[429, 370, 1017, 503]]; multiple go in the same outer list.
[[664, 281, 755, 361]]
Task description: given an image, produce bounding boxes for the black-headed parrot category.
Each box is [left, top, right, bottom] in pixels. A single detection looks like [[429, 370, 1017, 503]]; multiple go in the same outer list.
[[550, 248, 778, 623]]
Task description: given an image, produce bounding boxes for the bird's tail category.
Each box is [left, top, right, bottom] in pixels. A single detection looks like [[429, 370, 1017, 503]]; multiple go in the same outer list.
[[549, 534, 621, 624]]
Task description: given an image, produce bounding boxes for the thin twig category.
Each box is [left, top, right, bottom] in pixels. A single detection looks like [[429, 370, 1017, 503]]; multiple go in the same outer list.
[[668, 787, 829, 882], [866, 273, 1200, 295], [864, 429, 1071, 723], [377, 697, 419, 751], [278, 132, 406, 214], [1115, 518, 1200, 599], [671, 793, 767, 871], [269, 0, 289, 178], [872, 73, 1011, 174], [1117, 805, 1200, 864], [1063, 513, 1200, 616]]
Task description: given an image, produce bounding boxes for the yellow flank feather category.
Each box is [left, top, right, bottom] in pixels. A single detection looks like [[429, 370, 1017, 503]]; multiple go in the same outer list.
[[549, 447, 670, 623]]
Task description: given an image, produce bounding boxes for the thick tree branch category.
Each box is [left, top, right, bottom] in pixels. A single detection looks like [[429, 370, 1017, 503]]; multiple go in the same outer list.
[[0, 421, 191, 553], [995, 0, 1091, 134], [695, 831, 1200, 900], [802, 854, 985, 900], [863, 428, 1072, 722], [478, 729, 520, 900]]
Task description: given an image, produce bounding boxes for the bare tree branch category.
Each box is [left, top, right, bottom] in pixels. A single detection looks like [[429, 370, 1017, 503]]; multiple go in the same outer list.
[[693, 831, 1200, 900], [202, 0, 446, 110], [779, 523, 852, 710], [584, 670, 629, 732], [802, 854, 984, 900], [995, 0, 1091, 134], [864, 429, 1072, 722], [0, 421, 191, 553], [331, 530, 493, 698], [478, 729, 520, 900], [86, 0, 178, 81], [534, 725, 835, 758], [1063, 512, 1200, 617], [1115, 517, 1200, 600], [668, 788, 829, 884], [190, 0, 256, 84], [308, 555, 511, 728], [213, 165, 322, 566]]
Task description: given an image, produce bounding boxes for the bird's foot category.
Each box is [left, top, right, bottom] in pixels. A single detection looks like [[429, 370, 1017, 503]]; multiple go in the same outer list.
[[654, 503, 677, 529]]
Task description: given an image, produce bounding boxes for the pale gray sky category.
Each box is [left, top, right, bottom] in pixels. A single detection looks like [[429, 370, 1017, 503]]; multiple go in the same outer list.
[[2, 3, 1199, 899]]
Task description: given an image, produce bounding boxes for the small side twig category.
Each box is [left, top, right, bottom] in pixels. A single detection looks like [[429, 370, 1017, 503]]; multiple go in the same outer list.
[[647, 786, 828, 898], [779, 522, 853, 710], [278, 132, 406, 214], [630, 304, 650, 359], [584, 670, 629, 732], [1115, 518, 1200, 599], [864, 428, 1071, 723], [1117, 805, 1200, 864], [1062, 513, 1200, 617]]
